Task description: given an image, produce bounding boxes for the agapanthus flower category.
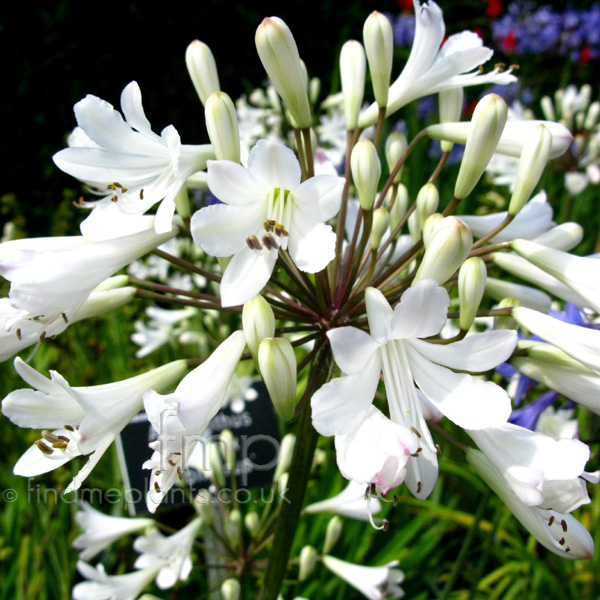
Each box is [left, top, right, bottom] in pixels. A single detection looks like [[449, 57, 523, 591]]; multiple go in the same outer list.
[[191, 139, 345, 307], [2, 358, 187, 493], [304, 481, 383, 522], [311, 280, 516, 498], [53, 81, 214, 234]]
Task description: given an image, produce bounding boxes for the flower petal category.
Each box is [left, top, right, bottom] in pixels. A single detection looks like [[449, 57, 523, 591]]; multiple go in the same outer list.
[[247, 139, 301, 189], [327, 326, 381, 375]]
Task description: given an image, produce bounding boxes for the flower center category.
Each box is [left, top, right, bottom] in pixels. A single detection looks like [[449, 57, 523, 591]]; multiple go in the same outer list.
[[246, 188, 293, 252], [36, 426, 79, 460]]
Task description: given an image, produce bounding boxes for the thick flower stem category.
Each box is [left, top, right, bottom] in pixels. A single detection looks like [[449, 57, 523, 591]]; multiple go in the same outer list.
[[257, 382, 323, 600]]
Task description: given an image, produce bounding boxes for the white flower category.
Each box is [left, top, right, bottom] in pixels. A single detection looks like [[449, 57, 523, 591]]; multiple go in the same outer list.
[[322, 555, 405, 600], [358, 0, 516, 128], [2, 358, 187, 493], [73, 502, 155, 561], [467, 424, 591, 513], [133, 518, 202, 589], [72, 561, 160, 600], [191, 139, 345, 307], [467, 449, 594, 559], [143, 331, 246, 513], [311, 281, 516, 499], [334, 405, 418, 495], [304, 481, 383, 522], [0, 219, 174, 333], [536, 406, 579, 441], [53, 81, 213, 234]]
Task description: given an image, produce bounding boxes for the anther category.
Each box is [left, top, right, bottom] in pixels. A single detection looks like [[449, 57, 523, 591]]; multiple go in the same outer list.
[[177, 466, 183, 479], [364, 485, 370, 500], [36, 440, 53, 455], [565, 547, 571, 553], [139, 189, 144, 200], [42, 430, 61, 444], [39, 331, 46, 343], [245, 235, 262, 250], [64, 425, 75, 432], [113, 182, 123, 188], [370, 483, 377, 495], [275, 224, 289, 236], [435, 444, 441, 455], [559, 537, 566, 546], [561, 519, 568, 532], [416, 481, 423, 494], [168, 459, 176, 467], [107, 184, 116, 190], [57, 436, 70, 443], [382, 519, 389, 531], [548, 516, 555, 526], [393, 495, 399, 507], [154, 482, 161, 493], [52, 441, 68, 450], [411, 427, 422, 438], [121, 187, 128, 193], [111, 195, 118, 202], [510, 64, 520, 70], [16, 329, 22, 341], [155, 470, 161, 476], [478, 65, 484, 73], [262, 234, 278, 251], [62, 312, 69, 324]]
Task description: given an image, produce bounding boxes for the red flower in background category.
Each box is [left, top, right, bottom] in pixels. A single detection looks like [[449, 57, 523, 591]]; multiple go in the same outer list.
[[487, 0, 503, 19]]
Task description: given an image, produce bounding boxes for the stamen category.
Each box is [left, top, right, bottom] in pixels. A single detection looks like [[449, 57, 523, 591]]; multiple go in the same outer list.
[[51, 441, 68, 450], [416, 481, 423, 494], [382, 519, 389, 531], [64, 425, 75, 432], [42, 430, 61, 444], [411, 427, 422, 438], [393, 495, 399, 507], [155, 470, 161, 476], [262, 234, 278, 251], [139, 189, 144, 200], [559, 537, 566, 546], [245, 235, 263, 250], [62, 312, 69, 324], [113, 182, 123, 188], [154, 482, 161, 493], [366, 495, 386, 531], [177, 466, 183, 479], [36, 440, 53, 455], [168, 458, 176, 467], [565, 547, 571, 553], [39, 331, 46, 343], [548, 516, 555, 526], [16, 329, 22, 341], [435, 444, 441, 455], [561, 519, 568, 532], [111, 195, 118, 202]]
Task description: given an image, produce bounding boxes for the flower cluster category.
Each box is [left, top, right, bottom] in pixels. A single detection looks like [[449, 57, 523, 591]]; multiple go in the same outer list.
[[1, 2, 599, 599]]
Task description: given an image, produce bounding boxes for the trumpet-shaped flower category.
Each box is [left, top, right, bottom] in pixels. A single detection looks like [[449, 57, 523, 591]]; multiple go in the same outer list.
[[467, 423, 592, 513], [133, 518, 202, 589], [311, 280, 516, 498], [53, 81, 213, 234], [322, 555, 405, 600], [359, 0, 516, 128], [467, 448, 594, 559], [2, 358, 187, 494], [72, 561, 160, 600], [73, 502, 155, 561], [191, 139, 345, 306], [0, 219, 174, 334], [304, 481, 383, 522], [143, 331, 246, 512]]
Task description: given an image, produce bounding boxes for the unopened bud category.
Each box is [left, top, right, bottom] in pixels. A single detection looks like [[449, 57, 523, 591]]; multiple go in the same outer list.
[[416, 183, 439, 228], [185, 40, 220, 106], [221, 579, 241, 600], [258, 338, 297, 421], [385, 130, 408, 184], [389, 183, 409, 230], [458, 257, 487, 330], [224, 509, 242, 549], [371, 208, 389, 250], [274, 433, 296, 479], [493, 297, 519, 330], [351, 139, 381, 210], [413, 216, 473, 285], [205, 92, 240, 163], [533, 222, 583, 251], [299, 545, 319, 581], [439, 88, 464, 152], [243, 295, 276, 366], [485, 277, 552, 313], [219, 429, 236, 473], [244, 512, 261, 538], [340, 40, 366, 130], [421, 213, 444, 247], [508, 124, 552, 216], [584, 101, 600, 130], [540, 96, 555, 122], [454, 94, 508, 200], [323, 516, 343, 555], [255, 17, 311, 128], [209, 441, 226, 488], [363, 11, 393, 107]]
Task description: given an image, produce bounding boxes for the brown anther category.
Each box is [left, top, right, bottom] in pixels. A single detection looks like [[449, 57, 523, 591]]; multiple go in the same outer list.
[[393, 495, 399, 507], [177, 466, 183, 479], [435, 444, 441, 455], [561, 519, 568, 532], [275, 224, 289, 236], [52, 441, 68, 450], [382, 519, 389, 531], [42, 430, 61, 444], [364, 485, 370, 500], [411, 427, 422, 438], [245, 235, 262, 251], [113, 182, 123, 188], [121, 187, 128, 193], [155, 470, 161, 476], [154, 482, 161, 492], [107, 184, 116, 190], [370, 483, 377, 495], [173, 452, 182, 456], [39, 331, 46, 343], [111, 195, 118, 202], [264, 219, 276, 232], [36, 440, 53, 455], [410, 452, 420, 457], [64, 425, 75, 432], [57, 436, 70, 443], [168, 459, 176, 467], [495, 62, 506, 69], [548, 515, 555, 526], [62, 312, 69, 324], [139, 189, 144, 200], [565, 547, 571, 553], [416, 481, 423, 494], [16, 328, 22, 341], [510, 64, 520, 70], [262, 234, 278, 251], [559, 537, 566, 546]]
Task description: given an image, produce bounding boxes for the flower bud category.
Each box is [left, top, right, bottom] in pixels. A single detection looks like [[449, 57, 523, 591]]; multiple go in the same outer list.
[[438, 88, 464, 152], [323, 516, 343, 555], [389, 183, 409, 231], [185, 40, 220, 106], [221, 579, 241, 600], [421, 212, 444, 247], [244, 512, 261, 538], [371, 208, 389, 250], [219, 429, 237, 473], [533, 222, 583, 252], [540, 95, 555, 121], [258, 337, 297, 421], [255, 17, 312, 128], [242, 295, 275, 365], [493, 297, 519, 331], [416, 183, 439, 229], [224, 509, 242, 549], [508, 124, 552, 216], [363, 11, 393, 108], [274, 433, 296, 479], [385, 130, 408, 184], [584, 101, 600, 130], [299, 545, 319, 581], [205, 92, 241, 163], [413, 216, 473, 285], [458, 257, 487, 330], [485, 277, 552, 313], [340, 40, 366, 130], [209, 441, 227, 488], [454, 94, 508, 200], [351, 139, 381, 210]]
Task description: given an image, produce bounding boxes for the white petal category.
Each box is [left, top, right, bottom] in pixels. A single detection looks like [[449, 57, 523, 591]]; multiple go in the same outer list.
[[327, 326, 381, 375], [288, 221, 336, 273], [247, 139, 301, 189], [292, 175, 344, 222], [404, 444, 439, 500], [365, 287, 394, 343], [207, 160, 267, 206], [120, 81, 153, 135]]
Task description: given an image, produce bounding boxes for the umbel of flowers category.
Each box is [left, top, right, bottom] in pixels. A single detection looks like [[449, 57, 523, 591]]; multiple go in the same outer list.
[[1, 1, 599, 598]]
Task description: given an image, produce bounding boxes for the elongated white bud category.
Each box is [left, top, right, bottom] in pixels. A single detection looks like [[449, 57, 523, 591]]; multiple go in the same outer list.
[[351, 139, 381, 210], [340, 40, 366, 130], [439, 88, 464, 152], [389, 183, 409, 231], [244, 512, 261, 538], [242, 295, 275, 365], [258, 338, 297, 421], [454, 94, 508, 200], [413, 216, 473, 285], [533, 222, 583, 251], [509, 124, 552, 215], [205, 92, 240, 163], [299, 545, 318, 581], [421, 213, 444, 247], [185, 40, 220, 106], [363, 11, 393, 108], [224, 509, 242, 549], [255, 17, 312, 128], [371, 208, 389, 250], [385, 130, 408, 184], [221, 579, 241, 600], [323, 516, 343, 555], [458, 257, 487, 330], [416, 183, 439, 229], [274, 433, 296, 479]]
